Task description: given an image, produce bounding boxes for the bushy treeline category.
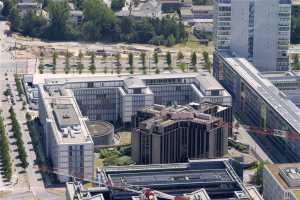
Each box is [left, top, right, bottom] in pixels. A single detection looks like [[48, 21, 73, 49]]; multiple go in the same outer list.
[[9, 107, 28, 169], [0, 113, 12, 181], [2, 0, 187, 46], [26, 113, 44, 166]]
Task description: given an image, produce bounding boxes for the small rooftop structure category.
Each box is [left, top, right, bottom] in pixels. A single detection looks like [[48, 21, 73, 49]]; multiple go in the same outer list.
[[265, 163, 300, 190], [124, 77, 147, 89], [66, 182, 106, 200], [53, 102, 80, 130], [280, 167, 300, 187]]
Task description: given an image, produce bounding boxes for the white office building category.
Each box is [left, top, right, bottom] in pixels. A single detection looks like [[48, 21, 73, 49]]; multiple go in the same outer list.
[[214, 0, 291, 71], [35, 72, 231, 127], [39, 86, 94, 182]]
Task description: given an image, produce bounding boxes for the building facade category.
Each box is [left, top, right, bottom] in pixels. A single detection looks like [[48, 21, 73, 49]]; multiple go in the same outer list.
[[213, 51, 300, 162], [131, 103, 232, 164], [214, 0, 291, 71]]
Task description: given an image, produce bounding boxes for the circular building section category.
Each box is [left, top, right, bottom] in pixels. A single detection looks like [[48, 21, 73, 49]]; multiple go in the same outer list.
[[86, 121, 114, 146]]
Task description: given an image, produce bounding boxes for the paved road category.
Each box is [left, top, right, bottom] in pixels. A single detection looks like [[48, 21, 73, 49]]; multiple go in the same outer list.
[[0, 21, 65, 200]]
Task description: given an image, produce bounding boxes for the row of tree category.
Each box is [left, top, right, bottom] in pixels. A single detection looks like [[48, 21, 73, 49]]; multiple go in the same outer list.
[[9, 107, 28, 169], [2, 0, 187, 46], [44, 49, 202, 74], [26, 113, 44, 166], [0, 112, 12, 181]]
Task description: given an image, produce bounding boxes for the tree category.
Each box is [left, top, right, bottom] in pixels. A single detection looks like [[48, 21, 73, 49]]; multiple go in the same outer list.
[[46, 1, 77, 40], [82, 0, 117, 41], [202, 51, 211, 72], [177, 51, 184, 61], [293, 54, 300, 70], [165, 34, 176, 47], [21, 10, 47, 37], [64, 50, 71, 74], [140, 51, 146, 74], [8, 7, 21, 32], [153, 52, 159, 66], [39, 52, 44, 74], [128, 52, 134, 74], [179, 63, 186, 72], [102, 52, 108, 74], [115, 52, 121, 74], [111, 0, 125, 11], [191, 52, 197, 72], [2, 0, 16, 17], [153, 52, 159, 74], [52, 51, 58, 74], [251, 161, 269, 192], [166, 51, 172, 71], [77, 50, 84, 73], [89, 51, 96, 74]]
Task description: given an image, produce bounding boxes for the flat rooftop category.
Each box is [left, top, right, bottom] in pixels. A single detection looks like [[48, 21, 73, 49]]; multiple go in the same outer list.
[[86, 121, 114, 136], [219, 51, 300, 133], [39, 86, 93, 145], [98, 159, 263, 200], [265, 163, 300, 190], [108, 169, 234, 187], [32, 72, 225, 93], [53, 103, 80, 129]]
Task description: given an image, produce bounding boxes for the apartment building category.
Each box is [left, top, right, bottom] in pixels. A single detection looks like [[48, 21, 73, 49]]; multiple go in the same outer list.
[[131, 103, 232, 164], [214, 0, 291, 71]]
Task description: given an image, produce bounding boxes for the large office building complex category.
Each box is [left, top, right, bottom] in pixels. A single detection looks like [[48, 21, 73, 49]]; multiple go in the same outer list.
[[213, 51, 300, 162], [263, 163, 300, 200], [38, 86, 94, 182], [36, 72, 231, 182], [35, 72, 231, 127], [131, 103, 232, 164], [214, 0, 291, 71], [93, 159, 263, 200]]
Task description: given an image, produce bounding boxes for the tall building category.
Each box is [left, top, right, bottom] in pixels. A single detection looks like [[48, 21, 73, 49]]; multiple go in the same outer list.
[[131, 103, 232, 164], [263, 163, 300, 200], [214, 0, 291, 71], [213, 0, 231, 51]]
